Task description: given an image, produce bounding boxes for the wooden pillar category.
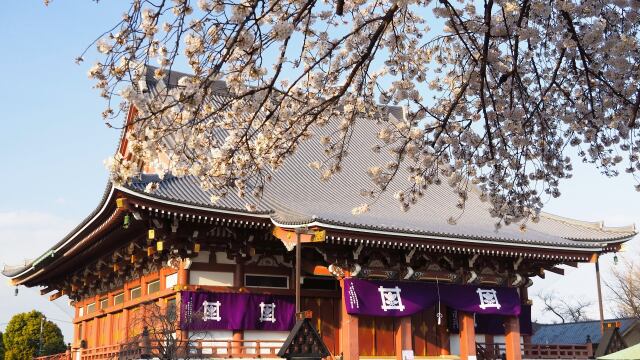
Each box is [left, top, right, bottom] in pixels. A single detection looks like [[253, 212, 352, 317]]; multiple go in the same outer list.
[[458, 312, 476, 360], [81, 320, 87, 346], [504, 316, 522, 360], [340, 277, 359, 360], [106, 292, 114, 345], [178, 261, 189, 287], [232, 259, 245, 356], [595, 258, 605, 335], [176, 260, 190, 345], [395, 317, 412, 360]]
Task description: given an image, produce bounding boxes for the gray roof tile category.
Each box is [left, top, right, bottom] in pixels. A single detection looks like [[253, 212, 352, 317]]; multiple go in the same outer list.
[[532, 318, 638, 344], [124, 114, 636, 248]]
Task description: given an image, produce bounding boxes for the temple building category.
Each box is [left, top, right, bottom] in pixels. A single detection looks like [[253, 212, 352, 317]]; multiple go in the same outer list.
[[4, 70, 636, 360]]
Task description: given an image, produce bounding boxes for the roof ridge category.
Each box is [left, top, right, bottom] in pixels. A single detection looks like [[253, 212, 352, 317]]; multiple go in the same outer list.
[[535, 317, 638, 326], [539, 211, 636, 233]]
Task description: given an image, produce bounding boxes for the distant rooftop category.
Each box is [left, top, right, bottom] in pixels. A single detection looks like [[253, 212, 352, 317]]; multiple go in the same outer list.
[[532, 318, 639, 345]]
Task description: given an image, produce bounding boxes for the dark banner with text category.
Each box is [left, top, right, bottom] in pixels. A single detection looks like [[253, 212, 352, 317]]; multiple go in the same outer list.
[[180, 291, 296, 331], [344, 278, 521, 317]]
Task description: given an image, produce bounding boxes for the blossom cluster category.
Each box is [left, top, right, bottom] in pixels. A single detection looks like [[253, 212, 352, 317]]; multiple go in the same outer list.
[[86, 0, 640, 225]]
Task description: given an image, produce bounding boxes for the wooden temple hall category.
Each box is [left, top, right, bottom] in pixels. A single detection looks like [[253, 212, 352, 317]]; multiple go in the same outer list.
[[4, 70, 637, 360]]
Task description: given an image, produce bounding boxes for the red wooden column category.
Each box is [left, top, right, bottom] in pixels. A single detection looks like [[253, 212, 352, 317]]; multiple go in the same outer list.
[[458, 312, 476, 360], [176, 260, 190, 347], [504, 316, 522, 360], [395, 317, 413, 360], [340, 277, 359, 360], [232, 259, 245, 356], [177, 261, 189, 286]]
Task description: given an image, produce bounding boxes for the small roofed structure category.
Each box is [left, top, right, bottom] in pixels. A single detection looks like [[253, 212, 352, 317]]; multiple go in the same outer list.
[[5, 68, 636, 360]]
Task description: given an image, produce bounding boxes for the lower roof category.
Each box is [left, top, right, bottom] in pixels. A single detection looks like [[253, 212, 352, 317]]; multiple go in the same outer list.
[[532, 318, 639, 345]]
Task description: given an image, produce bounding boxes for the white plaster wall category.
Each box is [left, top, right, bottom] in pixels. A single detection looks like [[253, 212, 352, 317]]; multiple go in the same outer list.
[[165, 273, 178, 289], [243, 330, 288, 355], [192, 251, 210, 263], [189, 271, 233, 286], [189, 330, 233, 355], [476, 334, 486, 343], [215, 252, 236, 264], [450, 334, 460, 355]]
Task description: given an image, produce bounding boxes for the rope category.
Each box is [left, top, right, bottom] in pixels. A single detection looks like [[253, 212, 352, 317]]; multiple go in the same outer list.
[[436, 277, 443, 325]]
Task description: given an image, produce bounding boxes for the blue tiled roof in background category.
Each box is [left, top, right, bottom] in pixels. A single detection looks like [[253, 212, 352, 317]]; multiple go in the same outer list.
[[532, 318, 638, 345]]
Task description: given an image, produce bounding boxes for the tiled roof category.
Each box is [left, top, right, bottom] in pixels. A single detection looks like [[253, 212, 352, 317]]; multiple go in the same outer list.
[[121, 67, 636, 248], [532, 318, 639, 345], [123, 108, 635, 248], [3, 69, 636, 283]]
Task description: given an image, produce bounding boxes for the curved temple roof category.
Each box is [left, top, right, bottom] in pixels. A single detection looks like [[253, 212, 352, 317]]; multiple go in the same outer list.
[[4, 70, 637, 284]]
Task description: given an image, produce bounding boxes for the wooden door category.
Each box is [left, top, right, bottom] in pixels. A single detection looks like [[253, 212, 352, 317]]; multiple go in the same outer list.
[[358, 316, 398, 356], [112, 312, 125, 344], [302, 296, 341, 356], [412, 306, 448, 356], [85, 319, 95, 348]]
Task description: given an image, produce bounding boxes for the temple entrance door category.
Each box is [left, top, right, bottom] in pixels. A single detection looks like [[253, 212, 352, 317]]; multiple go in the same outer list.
[[412, 305, 449, 356], [301, 296, 341, 356], [358, 316, 398, 356]]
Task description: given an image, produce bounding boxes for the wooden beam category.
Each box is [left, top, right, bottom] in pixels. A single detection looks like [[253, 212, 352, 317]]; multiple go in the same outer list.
[[272, 226, 325, 250], [49, 291, 63, 301], [302, 263, 330, 276], [565, 262, 578, 268], [40, 287, 54, 296], [548, 267, 565, 275]]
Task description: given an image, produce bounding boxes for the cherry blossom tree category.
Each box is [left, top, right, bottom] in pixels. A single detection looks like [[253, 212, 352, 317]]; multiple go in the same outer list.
[[77, 0, 639, 224]]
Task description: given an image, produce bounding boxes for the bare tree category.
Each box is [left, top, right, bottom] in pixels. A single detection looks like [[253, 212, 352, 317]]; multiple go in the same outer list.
[[606, 258, 640, 319], [63, 0, 640, 224], [537, 291, 593, 323], [118, 301, 205, 360]]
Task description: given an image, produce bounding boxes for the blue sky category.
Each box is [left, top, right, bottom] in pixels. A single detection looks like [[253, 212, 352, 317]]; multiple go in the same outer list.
[[0, 1, 638, 343]]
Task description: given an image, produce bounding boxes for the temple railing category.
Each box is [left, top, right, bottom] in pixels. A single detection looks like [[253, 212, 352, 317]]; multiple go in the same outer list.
[[476, 343, 593, 360], [189, 339, 284, 358], [33, 353, 72, 360], [46, 339, 286, 360]]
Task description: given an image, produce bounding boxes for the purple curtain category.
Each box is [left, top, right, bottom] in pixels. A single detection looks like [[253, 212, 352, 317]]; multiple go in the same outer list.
[[180, 291, 296, 331], [344, 278, 521, 317]]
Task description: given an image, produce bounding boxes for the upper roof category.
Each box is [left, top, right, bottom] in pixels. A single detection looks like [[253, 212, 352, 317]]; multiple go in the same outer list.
[[532, 318, 639, 345], [120, 111, 635, 249], [3, 68, 636, 283], [127, 67, 635, 248]]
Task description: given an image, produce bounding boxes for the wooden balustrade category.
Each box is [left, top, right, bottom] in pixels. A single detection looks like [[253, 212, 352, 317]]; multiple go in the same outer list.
[[476, 342, 593, 360], [523, 343, 593, 359], [33, 353, 72, 360], [35, 339, 286, 360], [189, 339, 283, 358]]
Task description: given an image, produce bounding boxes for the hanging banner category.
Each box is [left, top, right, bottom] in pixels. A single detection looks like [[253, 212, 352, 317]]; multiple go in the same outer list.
[[180, 291, 296, 331], [343, 278, 521, 317]]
